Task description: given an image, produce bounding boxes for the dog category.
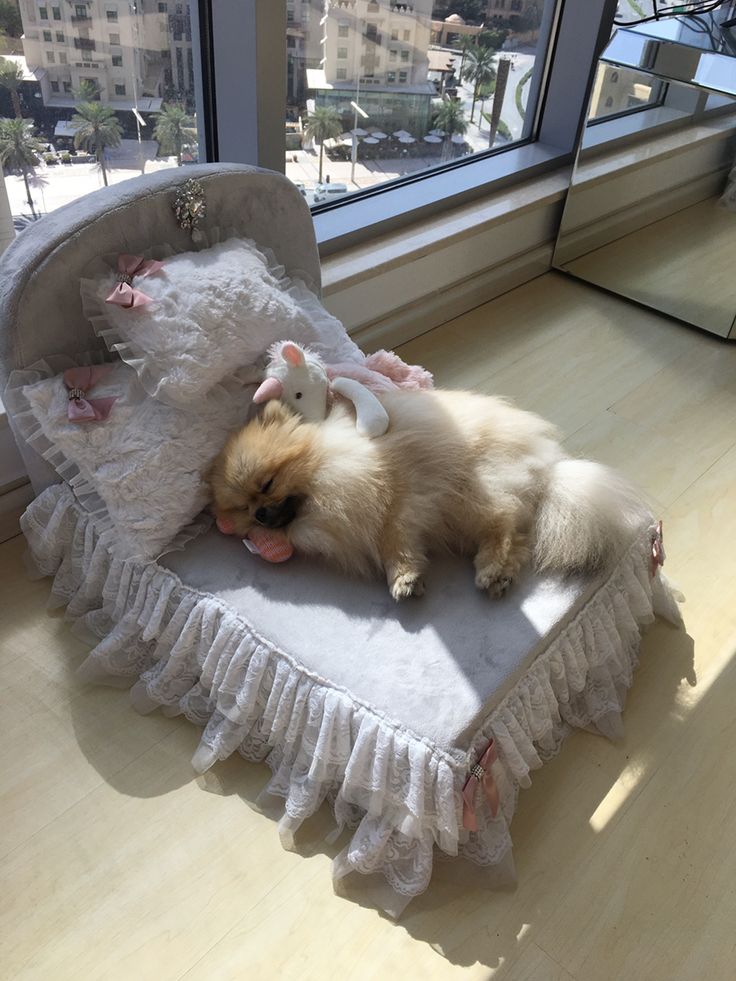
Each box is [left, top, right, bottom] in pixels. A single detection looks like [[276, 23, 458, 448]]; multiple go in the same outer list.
[[206, 390, 647, 601]]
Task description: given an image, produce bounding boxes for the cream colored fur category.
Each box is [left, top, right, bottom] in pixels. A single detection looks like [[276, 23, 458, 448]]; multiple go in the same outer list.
[[208, 390, 648, 601]]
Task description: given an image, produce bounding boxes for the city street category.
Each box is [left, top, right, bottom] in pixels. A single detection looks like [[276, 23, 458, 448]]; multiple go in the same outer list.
[[286, 47, 538, 198]]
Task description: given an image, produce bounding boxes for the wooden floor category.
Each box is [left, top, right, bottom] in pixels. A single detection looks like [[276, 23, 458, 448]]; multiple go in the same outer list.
[[2, 271, 736, 980]]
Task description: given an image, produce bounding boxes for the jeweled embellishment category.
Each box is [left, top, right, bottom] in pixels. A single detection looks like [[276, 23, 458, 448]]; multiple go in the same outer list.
[[173, 178, 207, 235]]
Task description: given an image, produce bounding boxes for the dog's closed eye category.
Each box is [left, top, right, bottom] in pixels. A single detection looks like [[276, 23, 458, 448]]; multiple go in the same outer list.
[[260, 478, 274, 494]]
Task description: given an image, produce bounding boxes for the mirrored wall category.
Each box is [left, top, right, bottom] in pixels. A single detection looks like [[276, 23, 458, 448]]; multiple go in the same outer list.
[[553, 11, 736, 339]]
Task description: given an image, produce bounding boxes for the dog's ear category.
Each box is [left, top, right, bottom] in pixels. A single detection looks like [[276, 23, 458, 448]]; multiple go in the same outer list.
[[261, 399, 296, 426]]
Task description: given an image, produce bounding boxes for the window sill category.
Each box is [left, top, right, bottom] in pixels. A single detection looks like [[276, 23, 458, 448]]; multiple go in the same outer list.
[[314, 141, 568, 256]]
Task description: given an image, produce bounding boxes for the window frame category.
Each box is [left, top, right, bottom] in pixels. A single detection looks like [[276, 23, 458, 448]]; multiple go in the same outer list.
[[197, 0, 619, 252]]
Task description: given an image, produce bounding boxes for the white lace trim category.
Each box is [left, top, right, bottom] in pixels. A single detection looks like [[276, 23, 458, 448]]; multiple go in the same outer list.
[[21, 483, 681, 901]]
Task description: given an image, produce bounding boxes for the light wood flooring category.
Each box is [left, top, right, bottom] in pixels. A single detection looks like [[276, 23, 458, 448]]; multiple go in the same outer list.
[[2, 272, 735, 980]]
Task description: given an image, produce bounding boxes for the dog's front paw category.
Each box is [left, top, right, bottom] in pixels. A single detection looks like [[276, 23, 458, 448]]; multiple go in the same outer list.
[[390, 572, 426, 602]]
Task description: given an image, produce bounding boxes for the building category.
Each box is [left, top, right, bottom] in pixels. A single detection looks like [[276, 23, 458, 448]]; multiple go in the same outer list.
[[19, 0, 169, 111], [165, 1, 195, 108], [430, 13, 484, 48], [286, 0, 324, 109], [486, 0, 542, 31], [308, 0, 436, 135]]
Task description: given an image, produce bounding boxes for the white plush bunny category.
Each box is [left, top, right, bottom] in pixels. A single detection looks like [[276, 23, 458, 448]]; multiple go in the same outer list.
[[253, 341, 389, 438]]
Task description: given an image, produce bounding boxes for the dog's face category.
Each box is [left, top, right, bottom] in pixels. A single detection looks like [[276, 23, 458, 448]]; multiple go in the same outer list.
[[207, 401, 318, 538]]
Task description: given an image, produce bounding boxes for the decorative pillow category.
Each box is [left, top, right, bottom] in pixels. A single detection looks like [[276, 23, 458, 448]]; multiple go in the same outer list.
[[6, 358, 250, 559], [80, 237, 364, 407]]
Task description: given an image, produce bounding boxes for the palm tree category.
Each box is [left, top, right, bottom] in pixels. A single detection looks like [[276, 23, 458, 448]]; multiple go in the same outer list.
[[153, 104, 196, 166], [463, 46, 496, 123], [0, 117, 45, 216], [304, 106, 342, 183], [433, 97, 468, 158], [0, 57, 23, 119], [71, 102, 122, 186]]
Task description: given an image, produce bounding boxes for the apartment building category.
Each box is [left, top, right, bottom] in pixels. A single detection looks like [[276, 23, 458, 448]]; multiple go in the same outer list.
[[19, 0, 169, 110], [287, 0, 324, 107], [307, 0, 436, 134]]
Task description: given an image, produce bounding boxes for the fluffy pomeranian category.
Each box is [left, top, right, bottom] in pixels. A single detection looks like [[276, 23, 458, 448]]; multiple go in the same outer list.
[[207, 390, 647, 601]]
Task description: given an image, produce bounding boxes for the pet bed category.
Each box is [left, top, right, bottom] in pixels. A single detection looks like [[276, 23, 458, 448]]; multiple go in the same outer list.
[[0, 165, 681, 918]]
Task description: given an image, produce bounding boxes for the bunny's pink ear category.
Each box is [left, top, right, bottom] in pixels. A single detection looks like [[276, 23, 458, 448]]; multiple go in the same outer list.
[[281, 342, 305, 367], [253, 376, 283, 403]]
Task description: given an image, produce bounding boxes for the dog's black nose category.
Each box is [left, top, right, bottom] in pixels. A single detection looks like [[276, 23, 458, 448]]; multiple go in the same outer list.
[[254, 497, 300, 528]]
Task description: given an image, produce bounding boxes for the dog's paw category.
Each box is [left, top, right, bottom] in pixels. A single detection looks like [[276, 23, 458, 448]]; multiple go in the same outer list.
[[486, 575, 513, 599], [475, 565, 513, 598], [390, 572, 426, 602]]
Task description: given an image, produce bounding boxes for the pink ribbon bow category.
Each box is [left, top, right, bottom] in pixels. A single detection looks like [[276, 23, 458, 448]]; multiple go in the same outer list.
[[650, 519, 665, 578], [63, 365, 117, 422], [462, 739, 500, 832], [105, 254, 164, 308]]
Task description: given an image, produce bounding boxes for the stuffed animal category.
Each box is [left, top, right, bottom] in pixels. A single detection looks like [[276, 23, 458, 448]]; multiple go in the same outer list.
[[216, 514, 293, 563], [253, 341, 390, 438]]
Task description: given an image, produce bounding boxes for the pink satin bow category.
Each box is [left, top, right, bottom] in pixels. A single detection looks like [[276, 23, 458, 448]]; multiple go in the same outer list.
[[650, 519, 665, 578], [63, 365, 117, 422], [105, 254, 164, 308], [462, 739, 500, 832]]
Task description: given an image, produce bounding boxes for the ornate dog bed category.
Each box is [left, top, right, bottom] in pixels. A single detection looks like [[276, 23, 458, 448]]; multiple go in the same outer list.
[[1, 165, 680, 917]]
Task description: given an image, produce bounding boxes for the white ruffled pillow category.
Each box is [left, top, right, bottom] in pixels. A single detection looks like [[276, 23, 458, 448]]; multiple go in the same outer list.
[[10, 359, 250, 559], [80, 237, 363, 407]]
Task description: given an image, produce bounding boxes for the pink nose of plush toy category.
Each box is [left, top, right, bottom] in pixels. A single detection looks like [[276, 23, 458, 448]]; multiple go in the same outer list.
[[253, 376, 284, 404]]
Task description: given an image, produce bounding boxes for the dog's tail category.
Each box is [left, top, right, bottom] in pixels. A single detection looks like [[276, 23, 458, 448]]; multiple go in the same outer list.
[[534, 459, 649, 575]]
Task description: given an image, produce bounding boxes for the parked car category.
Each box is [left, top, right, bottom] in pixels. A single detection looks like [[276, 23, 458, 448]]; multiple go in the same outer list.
[[312, 182, 349, 204]]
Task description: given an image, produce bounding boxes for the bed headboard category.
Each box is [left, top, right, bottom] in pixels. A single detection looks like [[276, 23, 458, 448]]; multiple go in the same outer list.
[[0, 164, 321, 492]]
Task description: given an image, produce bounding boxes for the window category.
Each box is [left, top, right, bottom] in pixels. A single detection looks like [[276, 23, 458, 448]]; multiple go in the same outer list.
[[1, 0, 201, 227], [52, 6, 60, 19], [158, 1, 168, 10], [43, 29, 52, 41], [39, 6, 48, 19], [289, 0, 563, 218], [511, 0, 523, 11]]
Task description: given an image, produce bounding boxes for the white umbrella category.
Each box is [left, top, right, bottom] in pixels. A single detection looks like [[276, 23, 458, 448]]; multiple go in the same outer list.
[[363, 136, 379, 144], [423, 134, 442, 144], [451, 133, 465, 144], [392, 129, 411, 138], [370, 131, 388, 139], [351, 127, 368, 136], [339, 134, 354, 146], [429, 128, 446, 136], [399, 135, 416, 144]]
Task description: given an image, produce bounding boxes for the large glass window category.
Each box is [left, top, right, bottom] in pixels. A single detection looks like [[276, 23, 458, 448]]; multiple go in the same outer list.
[[288, 0, 557, 207], [1, 0, 201, 225]]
